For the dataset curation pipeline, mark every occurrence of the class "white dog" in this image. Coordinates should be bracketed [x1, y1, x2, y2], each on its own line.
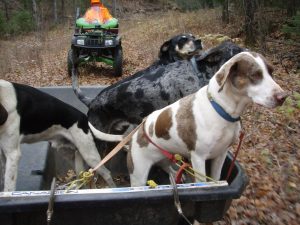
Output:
[0, 80, 116, 192]
[89, 51, 287, 186]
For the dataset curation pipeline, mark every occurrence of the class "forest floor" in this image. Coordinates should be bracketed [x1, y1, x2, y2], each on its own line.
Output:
[0, 4, 299, 225]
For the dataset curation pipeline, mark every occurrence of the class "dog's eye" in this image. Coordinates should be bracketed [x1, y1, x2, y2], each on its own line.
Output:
[180, 37, 188, 42]
[249, 71, 263, 84]
[177, 37, 189, 48]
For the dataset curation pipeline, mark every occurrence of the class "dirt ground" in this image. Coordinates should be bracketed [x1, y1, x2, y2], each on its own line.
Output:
[0, 7, 299, 225]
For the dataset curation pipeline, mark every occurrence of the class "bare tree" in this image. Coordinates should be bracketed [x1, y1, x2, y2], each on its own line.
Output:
[32, 0, 40, 30]
[53, 0, 58, 24]
[222, 0, 229, 24]
[243, 0, 256, 45]
[61, 0, 65, 23]
[256, 0, 267, 53]
[2, 0, 9, 20]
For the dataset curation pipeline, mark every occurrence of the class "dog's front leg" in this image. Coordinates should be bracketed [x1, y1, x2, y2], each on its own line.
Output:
[210, 150, 228, 181]
[3, 147, 21, 192]
[190, 151, 206, 182]
[130, 158, 155, 187]
[74, 150, 87, 175]
[129, 150, 156, 187]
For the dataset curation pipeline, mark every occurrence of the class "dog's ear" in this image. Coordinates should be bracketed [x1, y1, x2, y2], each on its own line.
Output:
[159, 40, 171, 59]
[216, 59, 239, 92]
[197, 50, 222, 63]
[0, 103, 8, 125]
[217, 54, 266, 92]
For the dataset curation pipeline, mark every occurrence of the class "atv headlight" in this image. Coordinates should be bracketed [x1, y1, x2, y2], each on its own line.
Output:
[77, 39, 85, 45]
[105, 39, 114, 46]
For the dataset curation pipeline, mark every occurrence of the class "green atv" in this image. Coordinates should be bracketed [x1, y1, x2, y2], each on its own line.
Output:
[68, 11, 122, 77]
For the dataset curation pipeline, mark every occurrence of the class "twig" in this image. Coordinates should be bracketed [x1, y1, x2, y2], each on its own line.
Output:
[270, 152, 281, 169]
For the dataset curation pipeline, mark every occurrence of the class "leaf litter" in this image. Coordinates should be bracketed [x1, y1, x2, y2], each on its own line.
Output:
[0, 8, 299, 225]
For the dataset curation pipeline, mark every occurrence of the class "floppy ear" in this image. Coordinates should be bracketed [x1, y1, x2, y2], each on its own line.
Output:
[196, 49, 222, 64]
[0, 103, 8, 125]
[216, 60, 239, 92]
[158, 40, 171, 59]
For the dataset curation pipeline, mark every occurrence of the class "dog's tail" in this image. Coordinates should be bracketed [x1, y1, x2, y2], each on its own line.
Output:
[71, 67, 93, 107]
[89, 122, 123, 142]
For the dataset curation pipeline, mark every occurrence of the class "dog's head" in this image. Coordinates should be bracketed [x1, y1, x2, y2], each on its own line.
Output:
[0, 103, 8, 125]
[158, 34, 202, 65]
[215, 52, 288, 108]
[196, 41, 245, 80]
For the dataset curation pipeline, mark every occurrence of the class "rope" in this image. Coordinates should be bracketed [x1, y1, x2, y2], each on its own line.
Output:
[173, 154, 217, 183]
[90, 120, 145, 173]
[65, 120, 146, 190]
[65, 171, 94, 191]
[62, 118, 242, 190]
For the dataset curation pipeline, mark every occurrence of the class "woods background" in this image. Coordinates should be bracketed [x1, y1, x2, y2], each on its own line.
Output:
[0, 0, 299, 44]
[0, 0, 299, 224]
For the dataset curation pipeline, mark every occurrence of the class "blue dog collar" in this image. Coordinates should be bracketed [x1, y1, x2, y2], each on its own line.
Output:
[207, 88, 240, 123]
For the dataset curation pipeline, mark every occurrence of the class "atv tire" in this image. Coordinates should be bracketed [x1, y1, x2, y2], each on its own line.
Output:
[113, 46, 123, 77]
[67, 49, 73, 77]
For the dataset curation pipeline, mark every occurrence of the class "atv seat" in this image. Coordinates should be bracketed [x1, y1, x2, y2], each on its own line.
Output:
[76, 5, 118, 30]
[76, 17, 118, 29]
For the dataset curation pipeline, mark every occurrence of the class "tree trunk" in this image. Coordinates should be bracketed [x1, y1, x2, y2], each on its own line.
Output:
[113, 0, 117, 16]
[243, 0, 256, 45]
[222, 0, 229, 24]
[32, 0, 40, 30]
[3, 0, 9, 20]
[53, 0, 58, 24]
[256, 0, 267, 53]
[205, 0, 214, 8]
[61, 0, 65, 23]
[73, 0, 77, 20]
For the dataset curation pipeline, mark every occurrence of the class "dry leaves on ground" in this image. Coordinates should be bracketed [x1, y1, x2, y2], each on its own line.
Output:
[0, 8, 299, 225]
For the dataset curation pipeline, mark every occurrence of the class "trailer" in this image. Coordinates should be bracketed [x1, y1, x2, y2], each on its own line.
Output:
[0, 86, 248, 225]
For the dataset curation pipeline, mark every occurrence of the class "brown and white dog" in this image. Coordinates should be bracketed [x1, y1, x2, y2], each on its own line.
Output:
[89, 52, 287, 186]
[0, 80, 116, 192]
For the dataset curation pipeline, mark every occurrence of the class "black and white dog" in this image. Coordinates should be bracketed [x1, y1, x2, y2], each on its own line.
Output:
[75, 41, 245, 135]
[72, 33, 203, 106]
[71, 41, 244, 174]
[155, 33, 203, 66]
[88, 52, 287, 187]
[0, 80, 116, 192]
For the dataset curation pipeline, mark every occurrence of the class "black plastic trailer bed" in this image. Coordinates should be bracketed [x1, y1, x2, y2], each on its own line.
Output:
[0, 86, 248, 225]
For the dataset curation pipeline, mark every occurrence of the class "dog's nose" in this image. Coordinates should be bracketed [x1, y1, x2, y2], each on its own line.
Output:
[275, 91, 288, 106]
